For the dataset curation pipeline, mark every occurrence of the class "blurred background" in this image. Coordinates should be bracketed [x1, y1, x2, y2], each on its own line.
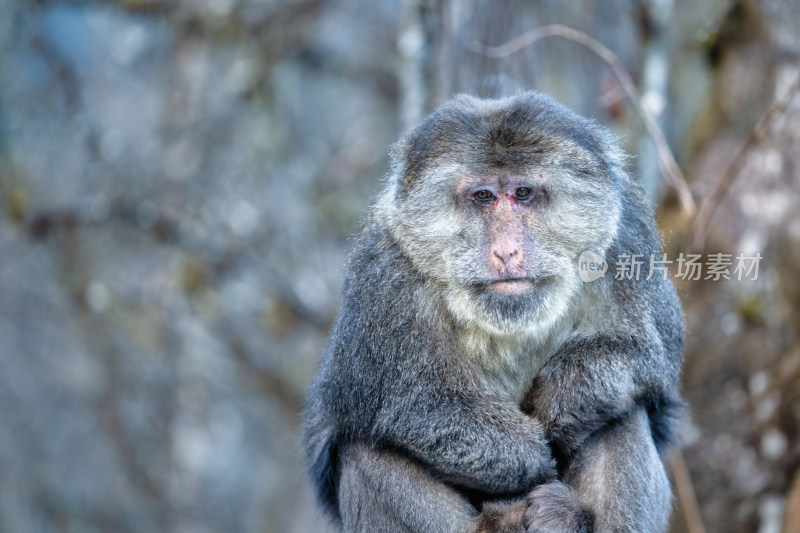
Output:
[0, 0, 799, 532]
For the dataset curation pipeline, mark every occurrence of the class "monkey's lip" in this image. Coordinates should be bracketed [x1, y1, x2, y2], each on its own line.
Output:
[482, 278, 538, 294]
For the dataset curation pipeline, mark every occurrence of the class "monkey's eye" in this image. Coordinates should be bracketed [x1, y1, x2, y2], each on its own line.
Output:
[515, 187, 533, 201]
[473, 190, 496, 203]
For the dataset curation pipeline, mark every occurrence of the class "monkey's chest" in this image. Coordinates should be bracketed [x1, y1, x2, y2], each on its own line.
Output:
[479, 347, 550, 403]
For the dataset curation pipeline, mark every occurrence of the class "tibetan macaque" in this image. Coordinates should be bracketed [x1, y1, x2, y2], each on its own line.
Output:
[303, 92, 684, 532]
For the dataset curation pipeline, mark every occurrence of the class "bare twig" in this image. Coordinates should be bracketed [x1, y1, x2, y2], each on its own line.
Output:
[471, 24, 696, 216]
[21, 200, 330, 329]
[784, 467, 800, 533]
[98, 336, 165, 503]
[669, 449, 707, 533]
[690, 70, 800, 251]
[218, 321, 305, 411]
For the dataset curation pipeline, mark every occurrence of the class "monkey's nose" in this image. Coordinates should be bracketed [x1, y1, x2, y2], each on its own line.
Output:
[491, 248, 521, 268]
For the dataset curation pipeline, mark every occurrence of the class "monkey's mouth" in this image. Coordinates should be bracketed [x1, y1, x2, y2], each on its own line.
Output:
[483, 277, 538, 295]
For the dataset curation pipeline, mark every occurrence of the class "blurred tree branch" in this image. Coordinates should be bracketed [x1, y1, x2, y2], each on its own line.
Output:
[786, 468, 800, 533]
[15, 200, 321, 414]
[471, 24, 697, 216]
[670, 450, 707, 533]
[690, 68, 800, 251]
[217, 320, 305, 411]
[20, 200, 330, 330]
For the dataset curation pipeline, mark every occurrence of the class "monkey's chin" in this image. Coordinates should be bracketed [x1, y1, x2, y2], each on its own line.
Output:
[442, 276, 565, 338]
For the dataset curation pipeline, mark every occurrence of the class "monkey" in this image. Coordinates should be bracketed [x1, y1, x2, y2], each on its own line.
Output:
[302, 91, 684, 532]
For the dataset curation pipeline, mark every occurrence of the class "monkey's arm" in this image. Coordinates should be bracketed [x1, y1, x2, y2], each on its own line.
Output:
[336, 410, 671, 533]
[523, 407, 671, 533]
[338, 442, 529, 533]
[305, 365, 556, 527]
[522, 334, 682, 458]
[306, 360, 555, 520]
[374, 381, 556, 495]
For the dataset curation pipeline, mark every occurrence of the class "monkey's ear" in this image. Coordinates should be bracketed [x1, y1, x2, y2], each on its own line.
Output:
[392, 119, 451, 196]
[388, 132, 426, 195]
[383, 138, 411, 204]
[373, 137, 413, 213]
[388, 137, 411, 175]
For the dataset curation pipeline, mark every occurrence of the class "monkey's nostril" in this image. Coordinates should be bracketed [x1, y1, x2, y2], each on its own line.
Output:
[492, 248, 521, 268]
[493, 249, 519, 265]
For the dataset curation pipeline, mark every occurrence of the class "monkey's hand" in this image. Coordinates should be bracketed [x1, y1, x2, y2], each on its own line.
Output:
[475, 500, 528, 533]
[523, 481, 592, 533]
[473, 483, 592, 533]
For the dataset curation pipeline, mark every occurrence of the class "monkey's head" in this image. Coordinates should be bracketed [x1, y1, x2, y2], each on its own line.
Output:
[376, 92, 626, 337]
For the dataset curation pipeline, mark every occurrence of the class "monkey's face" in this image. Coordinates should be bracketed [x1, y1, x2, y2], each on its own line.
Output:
[380, 93, 624, 336]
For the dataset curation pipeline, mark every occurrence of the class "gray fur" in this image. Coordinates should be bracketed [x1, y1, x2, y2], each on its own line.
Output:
[303, 92, 684, 532]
